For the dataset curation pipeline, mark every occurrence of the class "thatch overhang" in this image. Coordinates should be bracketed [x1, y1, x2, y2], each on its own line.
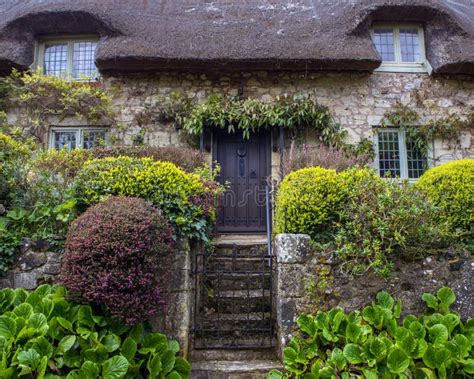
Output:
[0, 0, 472, 74]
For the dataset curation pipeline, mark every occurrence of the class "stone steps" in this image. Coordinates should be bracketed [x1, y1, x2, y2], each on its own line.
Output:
[192, 235, 279, 378]
[191, 360, 282, 379]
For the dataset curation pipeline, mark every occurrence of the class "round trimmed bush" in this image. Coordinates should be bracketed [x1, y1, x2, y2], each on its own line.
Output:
[61, 196, 174, 324]
[74, 156, 218, 239]
[416, 159, 474, 233]
[274, 167, 345, 239]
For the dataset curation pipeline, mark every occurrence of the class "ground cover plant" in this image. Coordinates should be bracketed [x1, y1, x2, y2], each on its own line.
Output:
[269, 287, 473, 378]
[0, 284, 191, 378]
[61, 197, 174, 324]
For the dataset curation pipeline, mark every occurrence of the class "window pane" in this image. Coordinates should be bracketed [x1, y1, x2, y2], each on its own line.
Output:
[378, 130, 401, 178]
[44, 44, 68, 77]
[372, 29, 395, 61]
[53, 131, 77, 150]
[72, 41, 98, 79]
[406, 137, 427, 179]
[83, 130, 106, 149]
[400, 28, 421, 62]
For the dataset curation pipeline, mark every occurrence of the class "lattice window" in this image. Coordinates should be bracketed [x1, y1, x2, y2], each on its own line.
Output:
[37, 38, 98, 79]
[370, 25, 429, 73]
[375, 128, 429, 179]
[406, 137, 428, 179]
[50, 127, 108, 150]
[377, 130, 401, 178]
[44, 44, 68, 77]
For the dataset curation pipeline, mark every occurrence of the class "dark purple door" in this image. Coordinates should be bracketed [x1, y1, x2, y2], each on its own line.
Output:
[213, 131, 271, 233]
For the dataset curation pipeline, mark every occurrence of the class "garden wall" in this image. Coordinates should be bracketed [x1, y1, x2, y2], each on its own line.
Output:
[274, 233, 474, 359]
[0, 239, 195, 358]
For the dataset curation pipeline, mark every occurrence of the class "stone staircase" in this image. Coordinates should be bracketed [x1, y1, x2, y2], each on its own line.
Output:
[191, 235, 281, 378]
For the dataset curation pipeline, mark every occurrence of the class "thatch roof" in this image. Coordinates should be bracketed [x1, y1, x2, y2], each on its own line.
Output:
[0, 0, 473, 74]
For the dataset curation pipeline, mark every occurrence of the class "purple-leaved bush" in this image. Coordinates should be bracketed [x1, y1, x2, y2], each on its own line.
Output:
[61, 196, 174, 324]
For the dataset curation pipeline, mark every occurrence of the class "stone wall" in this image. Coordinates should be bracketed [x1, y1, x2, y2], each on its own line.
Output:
[274, 233, 473, 359]
[0, 241, 61, 290]
[101, 71, 474, 176]
[0, 239, 194, 358]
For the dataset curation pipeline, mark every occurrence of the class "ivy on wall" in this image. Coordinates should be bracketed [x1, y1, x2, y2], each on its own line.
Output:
[380, 102, 473, 154]
[0, 70, 115, 144]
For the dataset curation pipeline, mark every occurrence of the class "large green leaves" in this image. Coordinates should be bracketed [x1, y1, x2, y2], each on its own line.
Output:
[102, 355, 129, 379]
[0, 285, 190, 378]
[276, 288, 472, 379]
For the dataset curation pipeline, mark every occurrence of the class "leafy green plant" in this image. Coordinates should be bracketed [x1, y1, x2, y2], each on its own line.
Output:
[0, 285, 191, 378]
[269, 288, 473, 379]
[0, 70, 114, 145]
[331, 170, 450, 277]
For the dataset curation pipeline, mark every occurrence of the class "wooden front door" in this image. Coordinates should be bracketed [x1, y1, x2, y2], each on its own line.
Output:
[213, 130, 271, 233]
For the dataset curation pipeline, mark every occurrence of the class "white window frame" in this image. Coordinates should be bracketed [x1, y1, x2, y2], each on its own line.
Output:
[49, 126, 109, 150]
[373, 128, 432, 180]
[35, 36, 99, 80]
[370, 24, 432, 74]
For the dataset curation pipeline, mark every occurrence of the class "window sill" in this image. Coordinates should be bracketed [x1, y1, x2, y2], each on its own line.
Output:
[374, 61, 432, 74]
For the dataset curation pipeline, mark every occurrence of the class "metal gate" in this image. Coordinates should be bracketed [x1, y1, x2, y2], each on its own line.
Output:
[192, 243, 274, 349]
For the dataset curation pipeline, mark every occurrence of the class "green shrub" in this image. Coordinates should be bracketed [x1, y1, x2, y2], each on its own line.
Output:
[0, 133, 31, 206]
[333, 172, 449, 277]
[74, 157, 220, 240]
[270, 287, 473, 379]
[416, 159, 474, 236]
[274, 167, 345, 240]
[0, 285, 190, 378]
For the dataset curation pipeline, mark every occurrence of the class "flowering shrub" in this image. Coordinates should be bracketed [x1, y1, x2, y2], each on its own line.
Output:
[74, 157, 222, 240]
[90, 145, 207, 173]
[283, 143, 372, 176]
[416, 159, 474, 238]
[61, 197, 174, 324]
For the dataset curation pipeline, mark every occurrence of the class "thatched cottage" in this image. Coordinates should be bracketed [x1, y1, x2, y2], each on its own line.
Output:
[1, 3, 474, 375]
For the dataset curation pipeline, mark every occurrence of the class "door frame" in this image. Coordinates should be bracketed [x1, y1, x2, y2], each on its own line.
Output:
[212, 129, 272, 234]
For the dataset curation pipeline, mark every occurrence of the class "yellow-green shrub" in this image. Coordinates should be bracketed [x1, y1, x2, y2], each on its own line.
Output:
[274, 167, 345, 239]
[74, 156, 219, 240]
[416, 159, 474, 234]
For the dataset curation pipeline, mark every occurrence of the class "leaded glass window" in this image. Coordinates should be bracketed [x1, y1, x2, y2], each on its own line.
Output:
[37, 38, 98, 79]
[375, 129, 429, 179]
[370, 25, 429, 72]
[50, 127, 108, 150]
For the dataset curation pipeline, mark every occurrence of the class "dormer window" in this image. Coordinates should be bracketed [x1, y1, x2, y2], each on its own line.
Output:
[370, 24, 431, 73]
[36, 37, 98, 79]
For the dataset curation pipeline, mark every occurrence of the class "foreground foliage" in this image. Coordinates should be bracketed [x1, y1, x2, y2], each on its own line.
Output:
[270, 287, 473, 379]
[0, 285, 191, 379]
[61, 197, 174, 324]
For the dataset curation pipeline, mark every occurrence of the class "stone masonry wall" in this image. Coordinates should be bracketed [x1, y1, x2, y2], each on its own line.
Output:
[98, 71, 474, 178]
[0, 239, 194, 358]
[274, 233, 473, 359]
